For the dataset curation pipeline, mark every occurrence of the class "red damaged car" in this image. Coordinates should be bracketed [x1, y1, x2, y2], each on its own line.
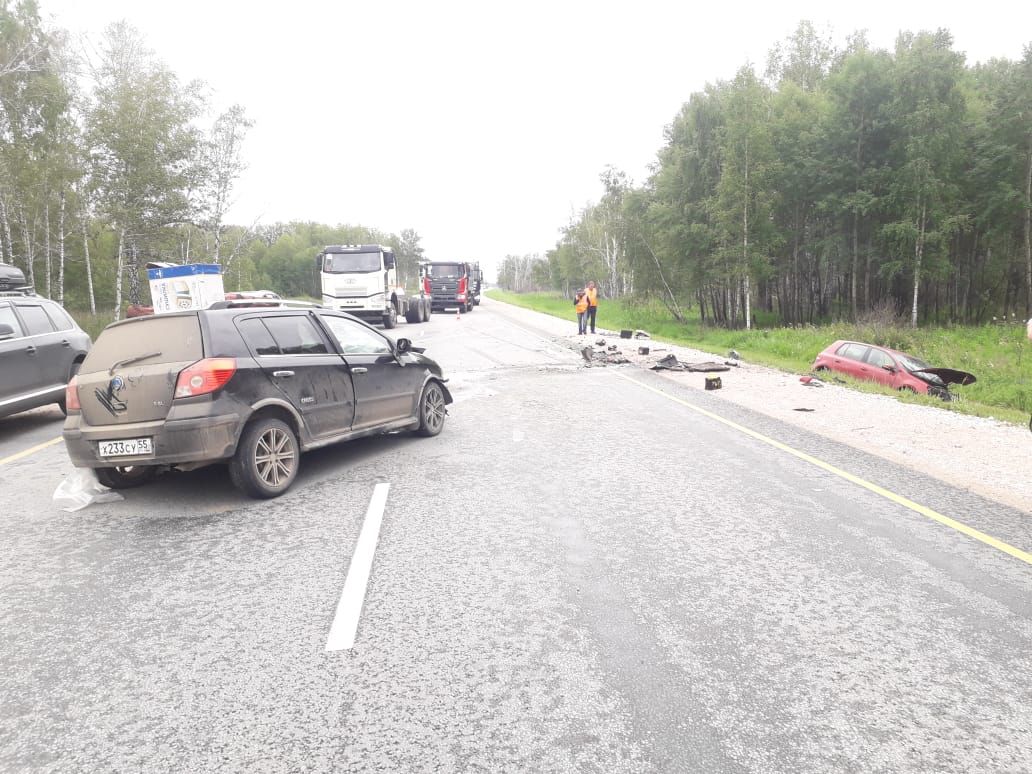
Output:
[812, 340, 976, 401]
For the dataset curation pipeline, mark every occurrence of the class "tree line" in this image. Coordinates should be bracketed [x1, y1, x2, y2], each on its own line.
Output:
[0, 1, 425, 317]
[503, 23, 1032, 329]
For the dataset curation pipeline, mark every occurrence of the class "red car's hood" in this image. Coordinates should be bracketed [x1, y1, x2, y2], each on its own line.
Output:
[912, 367, 977, 386]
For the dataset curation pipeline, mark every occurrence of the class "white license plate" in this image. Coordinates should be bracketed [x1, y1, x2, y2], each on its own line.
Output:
[98, 438, 154, 458]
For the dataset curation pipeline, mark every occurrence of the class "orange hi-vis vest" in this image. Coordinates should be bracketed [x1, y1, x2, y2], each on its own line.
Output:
[586, 287, 598, 307]
[575, 294, 589, 313]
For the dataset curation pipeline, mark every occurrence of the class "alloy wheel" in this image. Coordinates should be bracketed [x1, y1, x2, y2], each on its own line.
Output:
[254, 427, 296, 488]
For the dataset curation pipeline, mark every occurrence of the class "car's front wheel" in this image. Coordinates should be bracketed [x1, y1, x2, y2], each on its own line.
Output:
[230, 417, 299, 498]
[96, 465, 158, 489]
[415, 381, 447, 437]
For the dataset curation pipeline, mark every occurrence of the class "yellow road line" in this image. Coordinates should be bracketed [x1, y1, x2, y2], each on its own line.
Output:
[0, 436, 63, 467]
[616, 372, 1032, 567]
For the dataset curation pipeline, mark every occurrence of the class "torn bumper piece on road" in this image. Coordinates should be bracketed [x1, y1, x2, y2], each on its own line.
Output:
[650, 354, 731, 373]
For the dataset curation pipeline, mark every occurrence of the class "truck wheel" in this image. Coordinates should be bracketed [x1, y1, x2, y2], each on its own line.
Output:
[466, 300, 474, 313]
[405, 305, 420, 324]
[96, 465, 158, 489]
[421, 300, 430, 322]
[229, 417, 299, 498]
[383, 304, 398, 329]
[415, 381, 447, 437]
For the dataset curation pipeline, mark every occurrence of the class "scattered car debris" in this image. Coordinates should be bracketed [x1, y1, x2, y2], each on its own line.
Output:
[651, 354, 685, 371]
[596, 338, 606, 346]
[634, 330, 651, 339]
[793, 408, 815, 412]
[705, 376, 722, 390]
[686, 362, 731, 372]
[53, 468, 124, 512]
[620, 329, 633, 339]
[728, 349, 741, 361]
[650, 354, 731, 373]
[800, 375, 825, 387]
[724, 360, 739, 367]
[580, 346, 629, 366]
[638, 346, 650, 355]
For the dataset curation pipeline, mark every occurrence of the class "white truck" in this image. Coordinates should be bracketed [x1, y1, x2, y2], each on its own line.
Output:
[316, 244, 431, 328]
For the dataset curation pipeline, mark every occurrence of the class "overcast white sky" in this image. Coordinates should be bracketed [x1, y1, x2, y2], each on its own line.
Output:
[42, 1, 1032, 278]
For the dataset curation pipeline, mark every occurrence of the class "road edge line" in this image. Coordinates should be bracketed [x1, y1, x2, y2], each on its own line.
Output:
[615, 372, 1032, 567]
[0, 436, 63, 467]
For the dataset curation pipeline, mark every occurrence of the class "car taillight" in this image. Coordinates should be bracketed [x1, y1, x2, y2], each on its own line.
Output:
[423, 277, 432, 296]
[174, 358, 237, 399]
[65, 376, 80, 411]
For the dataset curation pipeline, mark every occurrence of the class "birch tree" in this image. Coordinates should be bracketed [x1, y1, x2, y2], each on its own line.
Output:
[86, 22, 204, 316]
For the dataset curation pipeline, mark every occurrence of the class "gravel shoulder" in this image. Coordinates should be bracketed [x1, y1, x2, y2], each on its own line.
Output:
[486, 297, 1032, 516]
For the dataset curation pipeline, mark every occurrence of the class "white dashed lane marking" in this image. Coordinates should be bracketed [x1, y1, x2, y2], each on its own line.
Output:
[325, 482, 391, 651]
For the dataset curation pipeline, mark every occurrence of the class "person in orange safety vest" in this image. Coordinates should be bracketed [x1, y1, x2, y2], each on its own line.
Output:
[574, 290, 589, 334]
[584, 281, 599, 334]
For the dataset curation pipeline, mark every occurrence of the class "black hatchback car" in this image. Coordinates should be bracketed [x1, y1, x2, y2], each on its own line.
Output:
[1, 283, 92, 419]
[62, 303, 452, 498]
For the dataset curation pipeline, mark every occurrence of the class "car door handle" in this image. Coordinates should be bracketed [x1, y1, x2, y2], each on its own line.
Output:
[351, 367, 368, 375]
[25, 345, 36, 355]
[273, 370, 295, 378]
[61, 339, 71, 347]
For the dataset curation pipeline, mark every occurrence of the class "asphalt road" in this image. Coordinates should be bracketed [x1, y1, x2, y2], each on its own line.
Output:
[2, 299, 1031, 773]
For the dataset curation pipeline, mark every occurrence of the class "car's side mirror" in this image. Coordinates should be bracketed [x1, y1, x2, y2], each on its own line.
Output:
[395, 337, 411, 354]
[0, 323, 15, 341]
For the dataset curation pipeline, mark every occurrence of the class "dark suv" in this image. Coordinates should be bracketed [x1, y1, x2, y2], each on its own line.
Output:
[62, 303, 452, 498]
[0, 286, 92, 419]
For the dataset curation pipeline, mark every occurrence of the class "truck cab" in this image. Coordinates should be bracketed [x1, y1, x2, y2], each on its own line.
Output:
[317, 244, 430, 328]
[422, 261, 478, 313]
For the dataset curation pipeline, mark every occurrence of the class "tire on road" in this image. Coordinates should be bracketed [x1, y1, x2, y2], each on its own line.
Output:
[405, 304, 421, 324]
[383, 303, 398, 329]
[96, 465, 158, 489]
[229, 417, 299, 498]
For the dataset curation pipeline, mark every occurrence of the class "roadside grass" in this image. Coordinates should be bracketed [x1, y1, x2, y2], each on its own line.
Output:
[487, 289, 1032, 426]
[73, 310, 118, 340]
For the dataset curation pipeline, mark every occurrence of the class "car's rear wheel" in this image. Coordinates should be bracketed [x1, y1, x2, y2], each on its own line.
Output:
[415, 381, 446, 437]
[96, 465, 158, 489]
[230, 417, 299, 498]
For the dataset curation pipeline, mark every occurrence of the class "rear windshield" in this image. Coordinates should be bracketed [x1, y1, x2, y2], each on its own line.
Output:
[83, 315, 203, 373]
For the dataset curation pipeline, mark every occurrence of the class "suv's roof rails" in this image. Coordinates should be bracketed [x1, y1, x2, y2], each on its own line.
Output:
[207, 299, 324, 310]
[0, 288, 36, 297]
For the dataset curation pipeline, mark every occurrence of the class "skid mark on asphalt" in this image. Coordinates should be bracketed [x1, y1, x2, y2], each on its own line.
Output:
[616, 372, 1032, 568]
